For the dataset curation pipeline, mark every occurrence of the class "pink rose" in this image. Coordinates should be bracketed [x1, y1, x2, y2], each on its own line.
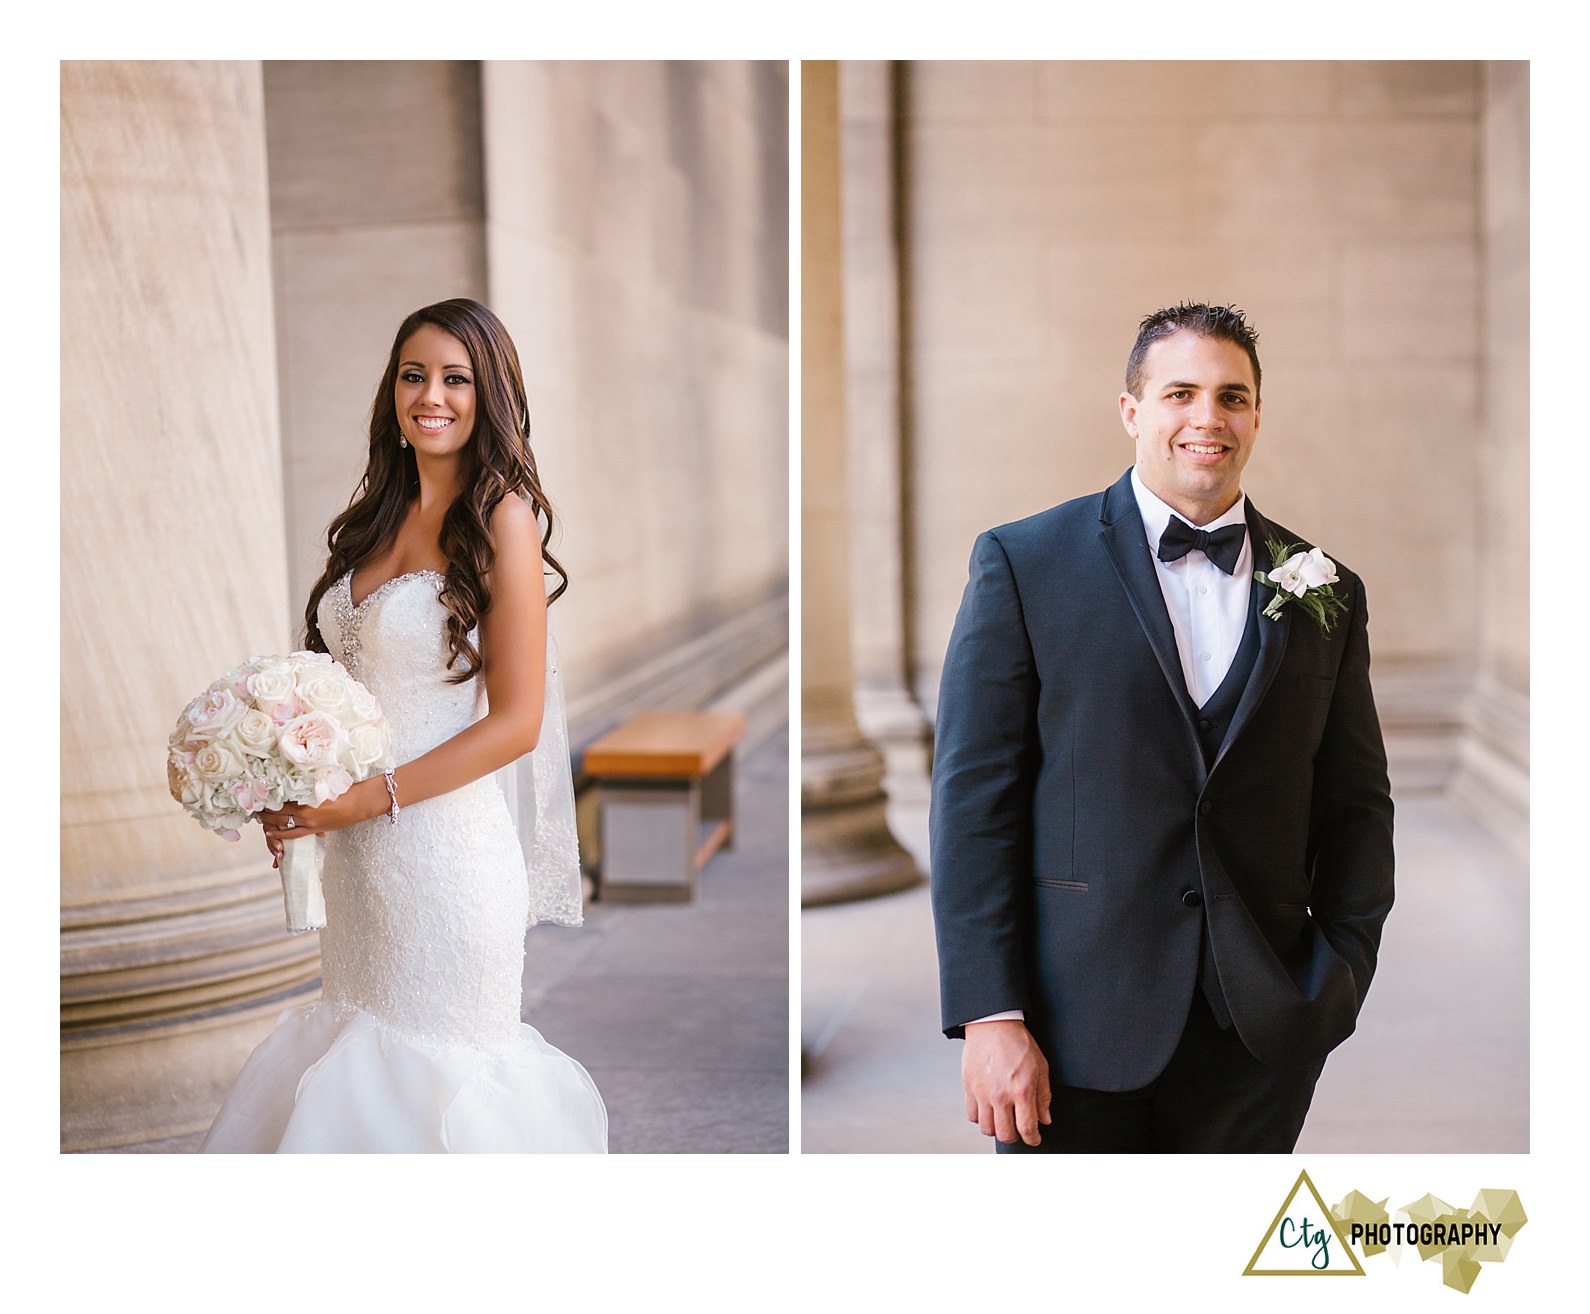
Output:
[278, 713, 339, 769]
[268, 699, 304, 725]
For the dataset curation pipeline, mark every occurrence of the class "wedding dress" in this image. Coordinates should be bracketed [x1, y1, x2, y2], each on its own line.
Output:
[201, 569, 608, 1153]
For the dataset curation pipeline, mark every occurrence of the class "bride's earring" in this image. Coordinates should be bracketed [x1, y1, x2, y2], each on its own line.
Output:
[399, 428, 408, 450]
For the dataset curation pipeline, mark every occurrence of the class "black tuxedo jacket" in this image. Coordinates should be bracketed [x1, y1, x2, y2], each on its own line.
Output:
[930, 469, 1394, 1090]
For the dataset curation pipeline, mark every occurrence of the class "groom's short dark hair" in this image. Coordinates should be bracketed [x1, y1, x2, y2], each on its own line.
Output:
[1125, 302, 1262, 401]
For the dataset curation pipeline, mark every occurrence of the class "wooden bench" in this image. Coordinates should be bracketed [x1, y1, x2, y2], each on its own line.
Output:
[582, 710, 749, 903]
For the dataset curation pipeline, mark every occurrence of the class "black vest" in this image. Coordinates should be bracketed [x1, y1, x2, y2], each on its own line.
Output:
[1192, 583, 1263, 1027]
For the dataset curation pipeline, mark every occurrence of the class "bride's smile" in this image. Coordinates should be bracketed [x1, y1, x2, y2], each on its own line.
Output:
[395, 322, 477, 456]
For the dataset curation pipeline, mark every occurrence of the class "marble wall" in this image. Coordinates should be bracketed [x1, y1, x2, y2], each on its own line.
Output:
[479, 62, 789, 719]
[264, 61, 489, 647]
[264, 60, 788, 734]
[881, 61, 1523, 812]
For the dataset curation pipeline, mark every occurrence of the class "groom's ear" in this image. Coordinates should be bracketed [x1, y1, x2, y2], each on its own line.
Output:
[1119, 390, 1140, 439]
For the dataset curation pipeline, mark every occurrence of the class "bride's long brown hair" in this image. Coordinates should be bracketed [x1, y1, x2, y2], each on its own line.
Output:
[302, 298, 568, 682]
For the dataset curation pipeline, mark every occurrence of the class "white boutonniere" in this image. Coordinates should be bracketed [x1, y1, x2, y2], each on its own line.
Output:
[1256, 539, 1347, 635]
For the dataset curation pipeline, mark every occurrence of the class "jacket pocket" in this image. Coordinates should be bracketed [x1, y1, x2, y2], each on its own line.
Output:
[1035, 877, 1088, 891]
[1297, 673, 1335, 699]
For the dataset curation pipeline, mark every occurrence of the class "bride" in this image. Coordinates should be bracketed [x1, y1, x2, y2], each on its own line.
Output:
[201, 299, 608, 1153]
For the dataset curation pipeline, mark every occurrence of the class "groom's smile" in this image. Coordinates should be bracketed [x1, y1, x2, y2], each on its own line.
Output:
[1119, 330, 1260, 526]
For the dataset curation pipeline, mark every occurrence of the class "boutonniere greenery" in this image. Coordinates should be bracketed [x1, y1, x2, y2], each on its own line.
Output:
[1256, 539, 1347, 635]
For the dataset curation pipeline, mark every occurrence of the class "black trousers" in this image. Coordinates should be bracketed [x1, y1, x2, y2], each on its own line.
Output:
[996, 991, 1325, 1154]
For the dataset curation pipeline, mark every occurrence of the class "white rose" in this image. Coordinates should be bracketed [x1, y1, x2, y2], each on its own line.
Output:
[345, 723, 387, 770]
[297, 670, 348, 716]
[234, 709, 277, 756]
[289, 649, 336, 666]
[279, 713, 339, 769]
[346, 682, 381, 724]
[185, 688, 247, 741]
[193, 739, 246, 783]
[247, 664, 297, 711]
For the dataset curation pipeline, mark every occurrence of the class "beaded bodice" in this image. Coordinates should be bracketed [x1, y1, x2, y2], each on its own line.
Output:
[321, 570, 484, 761]
[312, 570, 528, 1048]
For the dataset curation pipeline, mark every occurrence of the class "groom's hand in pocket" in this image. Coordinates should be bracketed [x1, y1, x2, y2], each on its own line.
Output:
[962, 1019, 1052, 1146]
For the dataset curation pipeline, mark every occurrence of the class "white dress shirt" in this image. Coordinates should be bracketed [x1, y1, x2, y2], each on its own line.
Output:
[1129, 467, 1252, 708]
[964, 470, 1252, 1029]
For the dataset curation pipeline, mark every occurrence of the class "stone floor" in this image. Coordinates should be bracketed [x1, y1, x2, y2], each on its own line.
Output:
[140, 725, 789, 1155]
[800, 791, 1527, 1154]
[523, 727, 789, 1153]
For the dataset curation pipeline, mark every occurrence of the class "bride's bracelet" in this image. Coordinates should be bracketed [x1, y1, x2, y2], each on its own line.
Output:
[382, 768, 400, 825]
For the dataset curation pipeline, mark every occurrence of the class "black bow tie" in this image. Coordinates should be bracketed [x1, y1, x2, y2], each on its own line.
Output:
[1157, 518, 1246, 575]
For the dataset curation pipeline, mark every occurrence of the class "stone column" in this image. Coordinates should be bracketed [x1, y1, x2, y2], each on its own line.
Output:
[61, 61, 314, 1150]
[1453, 60, 1529, 855]
[840, 61, 933, 799]
[801, 61, 922, 906]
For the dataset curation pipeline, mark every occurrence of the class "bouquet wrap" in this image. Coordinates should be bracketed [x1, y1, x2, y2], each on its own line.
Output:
[278, 835, 328, 934]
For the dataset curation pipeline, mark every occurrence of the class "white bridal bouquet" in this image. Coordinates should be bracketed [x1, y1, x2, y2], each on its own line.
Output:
[166, 652, 393, 933]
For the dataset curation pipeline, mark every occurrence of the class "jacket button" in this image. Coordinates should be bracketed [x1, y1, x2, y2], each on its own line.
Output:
[1181, 889, 1203, 908]
[1198, 800, 1212, 816]
[1198, 718, 1212, 732]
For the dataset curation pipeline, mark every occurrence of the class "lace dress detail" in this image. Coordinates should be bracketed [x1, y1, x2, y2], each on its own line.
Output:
[200, 571, 606, 1153]
[524, 641, 584, 927]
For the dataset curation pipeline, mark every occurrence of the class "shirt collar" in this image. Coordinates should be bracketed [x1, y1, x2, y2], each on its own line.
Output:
[1130, 466, 1248, 554]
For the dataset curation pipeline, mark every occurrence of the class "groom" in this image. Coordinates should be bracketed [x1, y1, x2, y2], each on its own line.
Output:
[929, 302, 1394, 1153]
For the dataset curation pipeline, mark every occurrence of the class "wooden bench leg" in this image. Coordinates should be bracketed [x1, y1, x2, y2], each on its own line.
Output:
[598, 780, 699, 903]
[593, 746, 742, 902]
[700, 750, 736, 853]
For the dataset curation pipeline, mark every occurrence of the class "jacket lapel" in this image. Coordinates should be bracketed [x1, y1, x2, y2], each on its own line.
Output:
[1215, 499, 1291, 766]
[1097, 471, 1198, 726]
